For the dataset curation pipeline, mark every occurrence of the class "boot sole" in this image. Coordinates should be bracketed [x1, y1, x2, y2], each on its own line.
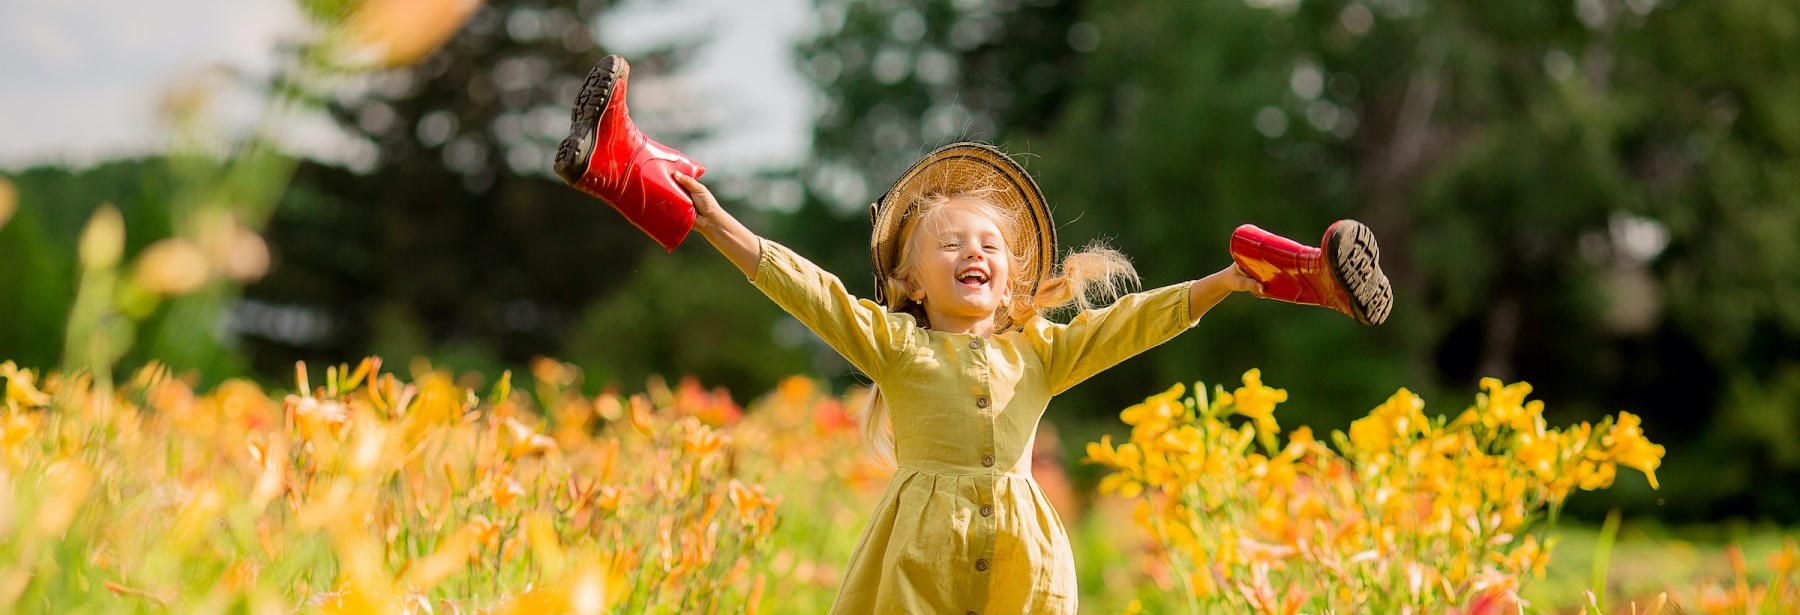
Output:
[1325, 220, 1393, 326]
[554, 55, 625, 186]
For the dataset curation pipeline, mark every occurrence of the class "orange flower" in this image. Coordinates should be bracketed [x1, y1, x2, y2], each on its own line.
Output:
[337, 0, 485, 68]
[628, 395, 656, 436]
[682, 423, 728, 456]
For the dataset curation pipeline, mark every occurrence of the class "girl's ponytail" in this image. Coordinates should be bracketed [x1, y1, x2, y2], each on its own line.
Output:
[1010, 241, 1140, 325]
[858, 386, 896, 468]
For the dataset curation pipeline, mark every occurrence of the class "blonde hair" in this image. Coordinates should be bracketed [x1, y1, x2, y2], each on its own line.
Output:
[858, 191, 1139, 466]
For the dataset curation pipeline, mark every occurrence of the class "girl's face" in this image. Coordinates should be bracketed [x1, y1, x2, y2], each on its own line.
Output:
[907, 203, 1013, 333]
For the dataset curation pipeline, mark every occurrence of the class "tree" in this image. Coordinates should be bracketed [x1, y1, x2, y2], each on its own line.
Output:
[254, 0, 713, 378]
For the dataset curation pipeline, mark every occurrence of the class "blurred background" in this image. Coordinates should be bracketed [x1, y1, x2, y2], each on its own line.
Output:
[2, 0, 1797, 527]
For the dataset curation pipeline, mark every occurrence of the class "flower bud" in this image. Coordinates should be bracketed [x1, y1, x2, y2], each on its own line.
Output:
[135, 238, 210, 295]
[0, 177, 16, 231]
[78, 204, 124, 270]
[339, 0, 485, 68]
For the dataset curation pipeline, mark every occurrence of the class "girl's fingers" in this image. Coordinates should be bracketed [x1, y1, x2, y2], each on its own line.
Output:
[1223, 264, 1263, 293]
[673, 173, 719, 211]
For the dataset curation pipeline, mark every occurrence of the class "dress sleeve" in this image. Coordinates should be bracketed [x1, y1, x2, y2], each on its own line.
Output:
[748, 237, 915, 380]
[1024, 281, 1198, 396]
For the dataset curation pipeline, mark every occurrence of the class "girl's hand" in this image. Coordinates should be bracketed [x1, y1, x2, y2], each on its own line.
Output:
[673, 173, 723, 229]
[1208, 263, 1264, 295]
[672, 172, 762, 278]
[1185, 263, 1263, 325]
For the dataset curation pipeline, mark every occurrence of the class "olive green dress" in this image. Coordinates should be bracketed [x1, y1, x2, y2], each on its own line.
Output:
[749, 238, 1199, 614]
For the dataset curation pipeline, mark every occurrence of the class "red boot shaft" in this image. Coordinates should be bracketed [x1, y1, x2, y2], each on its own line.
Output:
[556, 56, 706, 252]
[1230, 221, 1392, 325]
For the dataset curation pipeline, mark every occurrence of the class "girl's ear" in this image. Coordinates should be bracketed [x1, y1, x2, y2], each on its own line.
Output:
[887, 276, 924, 304]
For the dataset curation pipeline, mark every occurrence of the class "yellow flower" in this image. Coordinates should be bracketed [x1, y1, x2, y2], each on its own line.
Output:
[3, 362, 52, 408]
[494, 475, 525, 509]
[288, 394, 348, 441]
[682, 423, 728, 457]
[1156, 425, 1203, 455]
[1492, 535, 1555, 579]
[505, 416, 559, 458]
[402, 522, 482, 591]
[566, 557, 628, 615]
[1577, 459, 1616, 491]
[1231, 370, 1287, 450]
[1349, 388, 1427, 457]
[1099, 473, 1144, 499]
[1121, 383, 1185, 432]
[1513, 429, 1560, 482]
[1602, 412, 1663, 489]
[1085, 434, 1120, 467]
[1348, 413, 1394, 457]
[593, 485, 624, 512]
[1478, 378, 1541, 432]
[2, 409, 39, 468]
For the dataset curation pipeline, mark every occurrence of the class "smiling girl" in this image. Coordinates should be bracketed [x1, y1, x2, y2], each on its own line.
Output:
[558, 55, 1392, 614]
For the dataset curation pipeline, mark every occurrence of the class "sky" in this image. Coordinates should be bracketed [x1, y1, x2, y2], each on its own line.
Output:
[0, 0, 815, 174]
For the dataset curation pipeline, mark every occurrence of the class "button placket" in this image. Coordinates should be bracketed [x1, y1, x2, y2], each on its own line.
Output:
[968, 337, 997, 474]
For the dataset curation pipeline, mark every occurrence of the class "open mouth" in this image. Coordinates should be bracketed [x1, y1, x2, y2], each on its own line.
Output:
[957, 269, 989, 290]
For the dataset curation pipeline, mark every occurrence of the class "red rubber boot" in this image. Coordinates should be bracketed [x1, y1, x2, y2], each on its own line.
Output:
[1230, 220, 1393, 325]
[555, 55, 707, 252]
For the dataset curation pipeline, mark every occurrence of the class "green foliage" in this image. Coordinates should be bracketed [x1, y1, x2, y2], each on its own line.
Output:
[566, 249, 815, 400]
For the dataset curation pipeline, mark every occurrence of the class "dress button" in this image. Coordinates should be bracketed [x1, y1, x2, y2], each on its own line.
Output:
[975, 558, 990, 571]
[975, 395, 990, 408]
[968, 339, 980, 350]
[981, 454, 995, 467]
[980, 504, 993, 517]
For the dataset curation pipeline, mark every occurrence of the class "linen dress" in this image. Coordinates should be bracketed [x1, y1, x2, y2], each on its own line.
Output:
[748, 238, 1199, 614]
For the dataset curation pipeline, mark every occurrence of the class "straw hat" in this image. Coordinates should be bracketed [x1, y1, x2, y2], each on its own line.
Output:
[868, 143, 1056, 325]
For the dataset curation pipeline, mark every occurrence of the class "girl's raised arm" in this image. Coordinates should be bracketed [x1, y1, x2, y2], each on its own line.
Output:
[1189, 264, 1262, 324]
[673, 172, 913, 381]
[1029, 265, 1260, 396]
[675, 173, 761, 279]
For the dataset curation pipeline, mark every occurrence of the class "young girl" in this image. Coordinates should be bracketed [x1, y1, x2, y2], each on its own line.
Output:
[559, 55, 1391, 614]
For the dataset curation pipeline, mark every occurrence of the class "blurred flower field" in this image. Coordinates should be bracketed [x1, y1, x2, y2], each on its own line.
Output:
[0, 358, 1794, 613]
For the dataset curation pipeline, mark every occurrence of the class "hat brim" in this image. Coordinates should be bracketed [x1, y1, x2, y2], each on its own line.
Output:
[868, 143, 1056, 324]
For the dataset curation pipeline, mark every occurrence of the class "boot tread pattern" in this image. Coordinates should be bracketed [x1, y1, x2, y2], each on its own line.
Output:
[1328, 221, 1393, 326]
[554, 56, 623, 185]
